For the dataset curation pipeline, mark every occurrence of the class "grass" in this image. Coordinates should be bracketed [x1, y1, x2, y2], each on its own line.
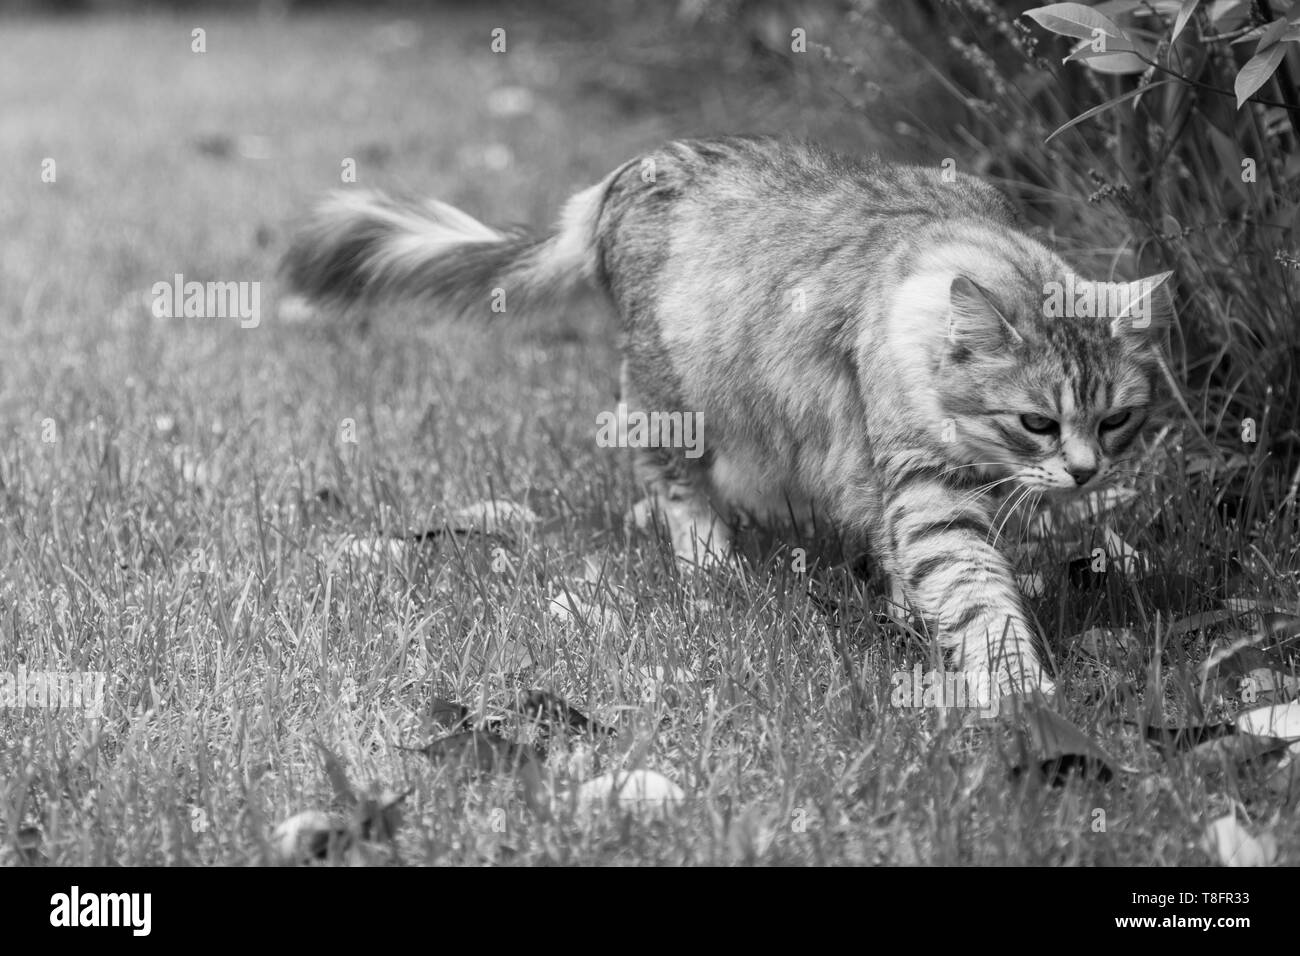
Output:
[0, 3, 1297, 867]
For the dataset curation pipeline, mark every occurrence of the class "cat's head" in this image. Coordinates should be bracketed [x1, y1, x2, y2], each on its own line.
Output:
[936, 270, 1174, 494]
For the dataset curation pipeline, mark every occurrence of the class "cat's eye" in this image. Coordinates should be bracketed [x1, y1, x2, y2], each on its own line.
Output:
[1019, 413, 1058, 435]
[1099, 410, 1132, 430]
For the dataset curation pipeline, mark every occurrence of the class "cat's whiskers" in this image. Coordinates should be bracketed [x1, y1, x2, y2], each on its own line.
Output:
[990, 483, 1039, 545]
[924, 476, 1022, 538]
[985, 484, 1025, 544]
[951, 475, 1021, 513]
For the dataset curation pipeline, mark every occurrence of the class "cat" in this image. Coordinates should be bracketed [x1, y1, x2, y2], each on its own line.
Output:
[281, 135, 1174, 698]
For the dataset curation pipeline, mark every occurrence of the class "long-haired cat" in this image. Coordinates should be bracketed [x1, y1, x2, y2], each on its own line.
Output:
[282, 136, 1174, 698]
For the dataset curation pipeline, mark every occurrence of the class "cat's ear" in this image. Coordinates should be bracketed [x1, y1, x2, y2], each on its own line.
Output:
[1110, 271, 1174, 338]
[946, 275, 1022, 356]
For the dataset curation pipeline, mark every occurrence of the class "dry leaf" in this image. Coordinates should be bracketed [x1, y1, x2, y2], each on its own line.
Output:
[1010, 701, 1120, 784]
[271, 810, 349, 863]
[1236, 700, 1300, 740]
[1201, 814, 1278, 867]
[576, 769, 685, 818]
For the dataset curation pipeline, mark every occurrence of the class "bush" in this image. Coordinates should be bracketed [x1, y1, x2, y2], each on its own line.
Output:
[815, 0, 1300, 506]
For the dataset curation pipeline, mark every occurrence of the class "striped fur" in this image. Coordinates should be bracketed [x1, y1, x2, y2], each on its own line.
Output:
[281, 136, 1176, 696]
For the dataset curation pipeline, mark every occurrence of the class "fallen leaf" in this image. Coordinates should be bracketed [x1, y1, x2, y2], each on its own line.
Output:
[1010, 701, 1119, 785]
[1201, 814, 1278, 867]
[1235, 700, 1300, 740]
[1184, 733, 1292, 776]
[576, 769, 685, 818]
[1154, 702, 1300, 774]
[271, 810, 350, 863]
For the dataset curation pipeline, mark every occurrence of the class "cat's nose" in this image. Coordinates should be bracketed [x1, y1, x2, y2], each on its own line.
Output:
[1067, 465, 1097, 486]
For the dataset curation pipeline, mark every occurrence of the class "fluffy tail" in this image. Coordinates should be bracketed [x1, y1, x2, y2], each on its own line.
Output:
[280, 177, 612, 316]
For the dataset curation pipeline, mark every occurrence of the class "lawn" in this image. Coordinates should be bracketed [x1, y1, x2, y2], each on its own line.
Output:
[0, 3, 1296, 866]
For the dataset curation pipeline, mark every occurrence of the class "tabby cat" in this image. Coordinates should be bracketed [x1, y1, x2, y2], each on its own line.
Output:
[282, 136, 1174, 697]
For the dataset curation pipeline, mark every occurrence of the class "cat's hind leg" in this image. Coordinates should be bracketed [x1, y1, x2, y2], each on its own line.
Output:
[631, 458, 732, 567]
[619, 363, 731, 567]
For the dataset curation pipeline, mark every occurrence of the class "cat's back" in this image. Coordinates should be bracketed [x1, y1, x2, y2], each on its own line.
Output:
[597, 137, 1020, 310]
[606, 136, 1017, 230]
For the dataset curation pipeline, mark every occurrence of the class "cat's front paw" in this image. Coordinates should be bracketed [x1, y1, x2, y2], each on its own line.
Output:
[671, 529, 732, 569]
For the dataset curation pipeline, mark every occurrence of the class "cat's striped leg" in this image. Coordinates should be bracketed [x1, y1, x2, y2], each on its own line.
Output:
[878, 467, 1054, 698]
